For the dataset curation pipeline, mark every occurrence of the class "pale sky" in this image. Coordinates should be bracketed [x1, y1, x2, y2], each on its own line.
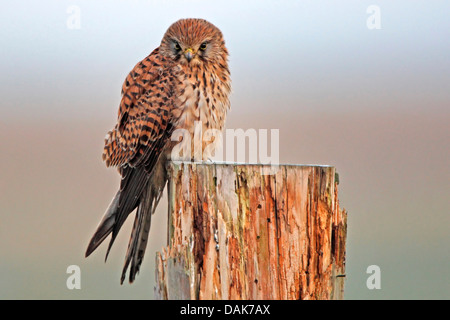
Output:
[1, 1, 449, 120]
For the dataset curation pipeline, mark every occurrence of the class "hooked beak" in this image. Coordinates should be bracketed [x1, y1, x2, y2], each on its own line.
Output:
[184, 48, 195, 62]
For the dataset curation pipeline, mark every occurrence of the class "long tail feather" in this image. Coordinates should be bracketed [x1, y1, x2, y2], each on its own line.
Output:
[85, 166, 148, 260]
[85, 191, 120, 258]
[120, 183, 152, 284]
[121, 162, 167, 284]
[105, 169, 150, 261]
[86, 159, 167, 284]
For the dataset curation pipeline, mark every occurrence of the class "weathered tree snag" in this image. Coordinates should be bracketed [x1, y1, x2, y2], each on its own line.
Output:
[154, 162, 347, 300]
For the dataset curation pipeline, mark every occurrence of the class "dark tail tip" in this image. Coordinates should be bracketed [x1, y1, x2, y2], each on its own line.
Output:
[85, 238, 99, 258]
[85, 191, 121, 259]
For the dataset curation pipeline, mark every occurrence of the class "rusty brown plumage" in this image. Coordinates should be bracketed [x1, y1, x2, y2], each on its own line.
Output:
[86, 18, 231, 284]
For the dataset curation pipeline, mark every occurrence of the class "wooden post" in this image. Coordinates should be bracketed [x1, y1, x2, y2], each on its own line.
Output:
[154, 162, 347, 300]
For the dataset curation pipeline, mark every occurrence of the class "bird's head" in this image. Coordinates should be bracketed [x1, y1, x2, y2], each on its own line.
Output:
[160, 18, 228, 67]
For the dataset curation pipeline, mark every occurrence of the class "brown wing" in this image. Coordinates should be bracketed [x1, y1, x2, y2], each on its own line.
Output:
[102, 47, 176, 170]
[104, 48, 179, 256]
[86, 48, 178, 262]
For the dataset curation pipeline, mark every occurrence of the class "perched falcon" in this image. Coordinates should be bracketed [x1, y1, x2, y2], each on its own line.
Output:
[85, 18, 231, 284]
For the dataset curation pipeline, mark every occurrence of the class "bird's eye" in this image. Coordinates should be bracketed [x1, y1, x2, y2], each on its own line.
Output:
[174, 41, 181, 51]
[199, 42, 208, 51]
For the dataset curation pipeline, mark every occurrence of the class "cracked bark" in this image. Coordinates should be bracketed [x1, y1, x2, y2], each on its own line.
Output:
[154, 162, 347, 300]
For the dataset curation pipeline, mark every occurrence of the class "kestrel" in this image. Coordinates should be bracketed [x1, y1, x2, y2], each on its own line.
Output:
[85, 18, 231, 284]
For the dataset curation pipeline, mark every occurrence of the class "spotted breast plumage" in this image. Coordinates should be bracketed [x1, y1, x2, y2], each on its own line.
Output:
[85, 18, 231, 284]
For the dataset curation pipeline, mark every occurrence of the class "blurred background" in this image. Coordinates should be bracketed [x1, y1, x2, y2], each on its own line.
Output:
[0, 0, 449, 299]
